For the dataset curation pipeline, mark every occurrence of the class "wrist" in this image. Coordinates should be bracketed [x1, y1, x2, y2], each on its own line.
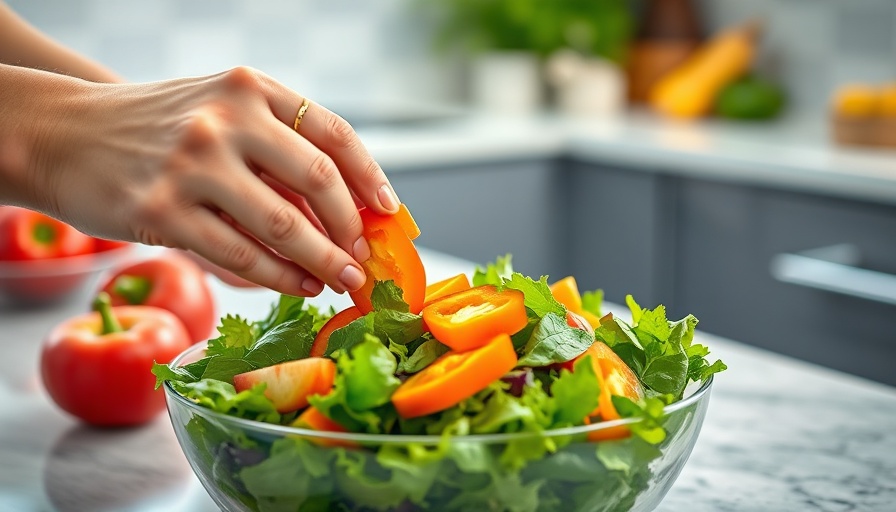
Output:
[0, 64, 86, 212]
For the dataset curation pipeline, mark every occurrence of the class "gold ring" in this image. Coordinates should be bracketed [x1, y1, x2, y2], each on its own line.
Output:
[293, 98, 310, 132]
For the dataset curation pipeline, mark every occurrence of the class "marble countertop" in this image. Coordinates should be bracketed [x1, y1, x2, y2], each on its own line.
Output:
[358, 112, 896, 206]
[1, 248, 894, 511]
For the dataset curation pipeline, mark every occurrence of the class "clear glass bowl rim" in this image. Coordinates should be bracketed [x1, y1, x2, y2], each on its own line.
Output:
[164, 340, 713, 445]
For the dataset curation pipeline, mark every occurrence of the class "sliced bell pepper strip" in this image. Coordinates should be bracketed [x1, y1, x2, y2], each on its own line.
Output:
[311, 306, 363, 357]
[421, 285, 527, 352]
[290, 406, 355, 447]
[423, 273, 471, 306]
[394, 203, 420, 240]
[349, 205, 426, 314]
[550, 275, 601, 329]
[578, 341, 644, 441]
[391, 333, 517, 418]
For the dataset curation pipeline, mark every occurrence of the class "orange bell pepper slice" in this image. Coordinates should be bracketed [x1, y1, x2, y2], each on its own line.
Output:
[394, 203, 420, 240]
[349, 205, 426, 315]
[310, 306, 363, 357]
[579, 341, 644, 441]
[421, 285, 528, 352]
[391, 333, 518, 418]
[291, 406, 354, 447]
[423, 273, 471, 306]
[550, 276, 601, 329]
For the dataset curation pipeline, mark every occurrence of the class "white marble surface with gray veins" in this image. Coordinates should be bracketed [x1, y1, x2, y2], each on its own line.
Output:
[656, 334, 896, 512]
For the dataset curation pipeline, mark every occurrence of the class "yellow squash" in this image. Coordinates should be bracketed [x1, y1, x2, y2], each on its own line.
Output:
[649, 20, 761, 119]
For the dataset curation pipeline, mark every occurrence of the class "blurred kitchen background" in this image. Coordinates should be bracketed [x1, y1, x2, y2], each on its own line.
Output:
[6, 0, 896, 385]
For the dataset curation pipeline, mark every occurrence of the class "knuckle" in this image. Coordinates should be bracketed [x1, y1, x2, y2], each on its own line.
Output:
[305, 153, 339, 191]
[221, 239, 259, 274]
[221, 66, 264, 94]
[266, 204, 301, 244]
[325, 114, 356, 150]
[317, 245, 340, 272]
[344, 211, 364, 237]
[359, 158, 382, 183]
[179, 110, 223, 154]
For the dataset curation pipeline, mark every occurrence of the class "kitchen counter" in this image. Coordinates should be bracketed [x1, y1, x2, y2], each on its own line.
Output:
[360, 112, 896, 207]
[1, 247, 895, 511]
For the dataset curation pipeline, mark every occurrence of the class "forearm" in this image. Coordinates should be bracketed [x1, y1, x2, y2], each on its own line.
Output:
[0, 63, 84, 210]
[0, 2, 122, 83]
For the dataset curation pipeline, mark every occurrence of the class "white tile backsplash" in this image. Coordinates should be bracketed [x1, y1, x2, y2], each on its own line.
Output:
[5, 0, 894, 114]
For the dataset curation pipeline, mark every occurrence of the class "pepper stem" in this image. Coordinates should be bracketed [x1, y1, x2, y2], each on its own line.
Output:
[93, 292, 123, 334]
[113, 275, 152, 305]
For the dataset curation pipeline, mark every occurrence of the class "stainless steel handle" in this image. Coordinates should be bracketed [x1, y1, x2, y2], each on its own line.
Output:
[770, 244, 896, 306]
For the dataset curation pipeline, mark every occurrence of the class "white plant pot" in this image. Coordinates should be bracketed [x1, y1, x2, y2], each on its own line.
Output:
[469, 51, 542, 114]
[547, 51, 626, 117]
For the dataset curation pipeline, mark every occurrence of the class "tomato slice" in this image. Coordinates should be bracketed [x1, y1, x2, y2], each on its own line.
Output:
[349, 205, 426, 315]
[423, 273, 471, 306]
[233, 358, 336, 413]
[311, 306, 363, 357]
[421, 285, 528, 352]
[391, 333, 518, 418]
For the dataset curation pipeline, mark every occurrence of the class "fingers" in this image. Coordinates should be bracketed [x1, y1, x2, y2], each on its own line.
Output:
[248, 71, 401, 214]
[243, 121, 368, 263]
[200, 168, 367, 295]
[166, 207, 324, 297]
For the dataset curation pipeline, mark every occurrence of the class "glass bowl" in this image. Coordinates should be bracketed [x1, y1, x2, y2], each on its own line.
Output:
[0, 244, 135, 305]
[164, 342, 713, 512]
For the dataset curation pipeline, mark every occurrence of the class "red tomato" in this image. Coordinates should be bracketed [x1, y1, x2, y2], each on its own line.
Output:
[99, 253, 216, 343]
[349, 205, 426, 314]
[92, 237, 132, 253]
[0, 207, 94, 260]
[40, 294, 191, 426]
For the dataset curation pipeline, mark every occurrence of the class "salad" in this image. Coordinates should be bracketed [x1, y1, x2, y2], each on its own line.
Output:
[153, 206, 726, 512]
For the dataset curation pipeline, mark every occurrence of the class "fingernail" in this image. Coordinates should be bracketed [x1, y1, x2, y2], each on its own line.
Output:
[377, 184, 400, 213]
[352, 236, 370, 263]
[301, 277, 324, 296]
[339, 265, 366, 292]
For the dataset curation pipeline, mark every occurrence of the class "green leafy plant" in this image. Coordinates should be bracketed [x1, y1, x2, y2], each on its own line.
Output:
[421, 0, 635, 63]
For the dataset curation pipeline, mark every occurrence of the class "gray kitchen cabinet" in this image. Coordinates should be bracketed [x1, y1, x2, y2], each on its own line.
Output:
[387, 160, 567, 281]
[565, 161, 677, 310]
[675, 178, 896, 385]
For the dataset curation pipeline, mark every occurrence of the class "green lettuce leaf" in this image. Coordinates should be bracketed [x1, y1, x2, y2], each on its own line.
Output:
[472, 254, 513, 287]
[516, 313, 594, 367]
[169, 379, 280, 423]
[503, 273, 565, 319]
[581, 289, 604, 318]
[309, 334, 401, 433]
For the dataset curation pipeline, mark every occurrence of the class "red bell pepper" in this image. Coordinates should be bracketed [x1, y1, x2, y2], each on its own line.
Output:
[310, 305, 363, 357]
[40, 292, 191, 426]
[421, 285, 528, 352]
[0, 207, 94, 260]
[99, 253, 216, 343]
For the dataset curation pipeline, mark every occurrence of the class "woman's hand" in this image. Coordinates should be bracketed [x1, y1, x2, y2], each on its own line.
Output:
[1, 64, 400, 297]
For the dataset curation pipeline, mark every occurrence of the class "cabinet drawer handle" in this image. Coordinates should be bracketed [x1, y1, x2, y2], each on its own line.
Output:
[770, 244, 896, 306]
